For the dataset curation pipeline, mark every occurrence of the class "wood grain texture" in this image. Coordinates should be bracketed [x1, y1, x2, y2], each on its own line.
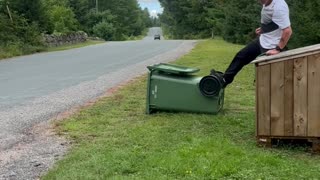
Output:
[271, 62, 285, 136]
[293, 57, 308, 136]
[257, 65, 271, 136]
[284, 60, 294, 136]
[307, 54, 320, 137]
[253, 44, 320, 64]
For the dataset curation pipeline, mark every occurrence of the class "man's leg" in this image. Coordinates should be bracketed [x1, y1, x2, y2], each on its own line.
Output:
[223, 39, 262, 86]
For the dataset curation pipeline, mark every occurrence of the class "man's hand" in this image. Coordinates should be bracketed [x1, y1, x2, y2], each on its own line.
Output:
[266, 26, 292, 56]
[266, 49, 280, 56]
[255, 27, 262, 36]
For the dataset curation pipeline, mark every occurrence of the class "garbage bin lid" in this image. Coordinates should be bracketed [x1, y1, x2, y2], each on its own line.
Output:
[147, 63, 200, 75]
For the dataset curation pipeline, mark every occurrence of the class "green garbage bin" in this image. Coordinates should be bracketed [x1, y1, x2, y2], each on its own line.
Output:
[146, 63, 224, 114]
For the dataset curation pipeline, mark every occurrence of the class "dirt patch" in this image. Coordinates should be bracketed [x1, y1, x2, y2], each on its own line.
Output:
[0, 78, 138, 180]
[53, 78, 136, 122]
[0, 121, 69, 180]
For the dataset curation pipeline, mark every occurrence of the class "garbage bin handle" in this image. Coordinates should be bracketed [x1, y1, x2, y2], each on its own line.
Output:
[217, 91, 224, 113]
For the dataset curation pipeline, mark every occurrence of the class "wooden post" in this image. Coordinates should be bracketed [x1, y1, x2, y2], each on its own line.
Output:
[96, 0, 99, 13]
[211, 28, 214, 39]
[257, 64, 271, 136]
[307, 54, 320, 137]
[293, 57, 308, 136]
[6, 4, 13, 23]
[271, 62, 285, 136]
[284, 60, 294, 136]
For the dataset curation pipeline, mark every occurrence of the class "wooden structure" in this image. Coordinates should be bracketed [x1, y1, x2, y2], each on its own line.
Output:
[252, 44, 320, 151]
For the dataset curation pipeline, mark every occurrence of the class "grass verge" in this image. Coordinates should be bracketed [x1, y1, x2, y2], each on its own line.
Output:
[44, 39, 320, 179]
[0, 40, 105, 60]
[127, 28, 149, 41]
[45, 40, 105, 52]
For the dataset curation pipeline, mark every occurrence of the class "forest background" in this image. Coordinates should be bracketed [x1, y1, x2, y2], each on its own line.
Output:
[0, 0, 319, 56]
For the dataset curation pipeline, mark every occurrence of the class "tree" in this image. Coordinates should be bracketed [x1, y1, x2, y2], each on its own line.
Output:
[93, 20, 115, 40]
[42, 0, 79, 33]
[68, 0, 90, 29]
[286, 0, 320, 48]
[159, 0, 215, 39]
[142, 8, 152, 28]
[49, 5, 78, 33]
[222, 0, 260, 44]
[159, 0, 319, 48]
[84, 9, 115, 36]
[205, 0, 225, 38]
[9, 0, 52, 32]
[151, 17, 161, 27]
[95, 0, 149, 39]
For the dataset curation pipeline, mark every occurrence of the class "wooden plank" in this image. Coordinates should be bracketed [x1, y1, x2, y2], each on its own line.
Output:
[293, 57, 308, 136]
[257, 64, 271, 136]
[308, 54, 320, 137]
[255, 65, 259, 136]
[270, 62, 285, 136]
[257, 51, 320, 66]
[284, 60, 294, 136]
[257, 136, 320, 153]
[252, 44, 320, 64]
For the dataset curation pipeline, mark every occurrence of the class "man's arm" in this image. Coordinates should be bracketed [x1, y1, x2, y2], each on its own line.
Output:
[278, 26, 292, 49]
[256, 27, 262, 36]
[266, 26, 292, 55]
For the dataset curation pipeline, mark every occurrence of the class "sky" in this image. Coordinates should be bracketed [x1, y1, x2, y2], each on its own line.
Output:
[138, 0, 163, 17]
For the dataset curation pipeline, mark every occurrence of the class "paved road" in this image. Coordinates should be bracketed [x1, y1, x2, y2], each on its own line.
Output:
[0, 27, 166, 111]
[0, 27, 197, 179]
[143, 27, 163, 40]
[0, 27, 196, 147]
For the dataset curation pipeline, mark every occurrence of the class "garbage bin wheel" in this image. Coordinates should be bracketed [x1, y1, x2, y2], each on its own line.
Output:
[199, 75, 223, 97]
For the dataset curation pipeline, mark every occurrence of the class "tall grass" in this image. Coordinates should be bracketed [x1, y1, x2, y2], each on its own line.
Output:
[0, 40, 104, 60]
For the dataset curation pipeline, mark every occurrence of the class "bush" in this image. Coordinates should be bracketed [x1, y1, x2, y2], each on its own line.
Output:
[0, 12, 45, 59]
[93, 21, 115, 41]
[0, 42, 23, 58]
[0, 14, 18, 45]
[49, 5, 79, 33]
[83, 10, 114, 35]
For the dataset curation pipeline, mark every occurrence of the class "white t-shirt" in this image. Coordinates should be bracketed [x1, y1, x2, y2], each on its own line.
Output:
[259, 0, 291, 49]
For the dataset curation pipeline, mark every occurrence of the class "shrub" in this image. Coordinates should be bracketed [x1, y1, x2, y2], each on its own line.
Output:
[93, 21, 116, 41]
[49, 5, 79, 33]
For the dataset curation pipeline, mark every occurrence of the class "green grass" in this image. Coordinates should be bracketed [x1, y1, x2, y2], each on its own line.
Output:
[44, 39, 320, 179]
[0, 40, 105, 60]
[127, 29, 149, 41]
[46, 40, 105, 52]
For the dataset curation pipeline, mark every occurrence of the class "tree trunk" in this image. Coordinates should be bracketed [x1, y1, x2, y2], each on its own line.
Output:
[6, 5, 13, 23]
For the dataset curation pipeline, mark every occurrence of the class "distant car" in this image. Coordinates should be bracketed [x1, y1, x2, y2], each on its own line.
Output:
[154, 34, 161, 40]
